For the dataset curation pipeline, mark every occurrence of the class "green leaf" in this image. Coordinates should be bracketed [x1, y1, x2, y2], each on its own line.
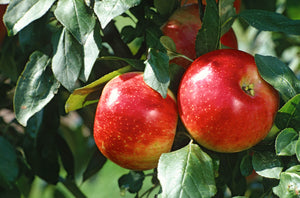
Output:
[143, 48, 170, 98]
[14, 51, 60, 126]
[275, 94, 300, 131]
[240, 154, 253, 177]
[98, 56, 145, 71]
[273, 171, 300, 198]
[275, 128, 299, 156]
[82, 150, 107, 182]
[3, 0, 56, 36]
[94, 0, 141, 29]
[145, 26, 165, 50]
[255, 54, 300, 102]
[54, 0, 95, 45]
[160, 36, 194, 62]
[239, 9, 300, 35]
[195, 0, 220, 57]
[252, 151, 283, 179]
[219, 0, 236, 36]
[65, 66, 133, 113]
[80, 23, 102, 82]
[23, 101, 60, 184]
[296, 139, 300, 162]
[56, 134, 75, 179]
[118, 171, 145, 194]
[157, 142, 217, 198]
[0, 137, 19, 189]
[154, 0, 178, 15]
[52, 28, 84, 92]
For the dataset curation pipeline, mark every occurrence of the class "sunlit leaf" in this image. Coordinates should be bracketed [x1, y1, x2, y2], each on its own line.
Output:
[80, 24, 102, 82]
[252, 151, 283, 179]
[94, 0, 141, 28]
[14, 51, 60, 126]
[54, 0, 95, 45]
[273, 171, 300, 197]
[275, 128, 298, 156]
[158, 142, 217, 198]
[52, 28, 83, 92]
[65, 66, 133, 113]
[144, 48, 170, 98]
[4, 0, 55, 36]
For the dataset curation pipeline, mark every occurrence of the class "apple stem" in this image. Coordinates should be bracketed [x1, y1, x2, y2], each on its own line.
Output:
[242, 83, 255, 96]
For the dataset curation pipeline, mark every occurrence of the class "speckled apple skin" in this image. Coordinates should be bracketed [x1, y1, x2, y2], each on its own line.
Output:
[94, 72, 178, 170]
[178, 49, 279, 152]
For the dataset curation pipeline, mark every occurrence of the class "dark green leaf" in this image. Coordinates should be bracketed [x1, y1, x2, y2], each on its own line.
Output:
[94, 0, 141, 29]
[118, 171, 145, 194]
[160, 36, 193, 62]
[59, 177, 87, 198]
[54, 0, 95, 45]
[80, 23, 102, 82]
[195, 0, 220, 57]
[275, 94, 300, 131]
[252, 151, 283, 179]
[98, 56, 145, 71]
[143, 48, 170, 98]
[157, 142, 217, 198]
[23, 101, 60, 184]
[239, 9, 300, 35]
[56, 134, 75, 179]
[255, 54, 300, 102]
[145, 26, 164, 50]
[296, 139, 300, 162]
[52, 28, 83, 92]
[14, 51, 60, 126]
[82, 150, 107, 182]
[240, 154, 253, 177]
[3, 0, 56, 36]
[154, 0, 178, 15]
[65, 66, 133, 113]
[0, 39, 19, 82]
[219, 0, 236, 36]
[273, 171, 300, 198]
[0, 137, 19, 189]
[275, 128, 299, 156]
[0, 185, 21, 198]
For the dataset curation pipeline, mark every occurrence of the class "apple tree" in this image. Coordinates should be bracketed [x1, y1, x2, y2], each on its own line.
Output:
[1, 0, 300, 197]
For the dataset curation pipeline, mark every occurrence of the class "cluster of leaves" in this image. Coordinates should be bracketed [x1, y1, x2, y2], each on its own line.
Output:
[0, 0, 300, 197]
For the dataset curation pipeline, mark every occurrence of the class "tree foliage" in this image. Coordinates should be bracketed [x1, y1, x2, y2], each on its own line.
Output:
[1, 0, 300, 197]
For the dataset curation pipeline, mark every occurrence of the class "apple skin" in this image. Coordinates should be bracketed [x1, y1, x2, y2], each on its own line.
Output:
[161, 4, 238, 69]
[181, 0, 241, 13]
[93, 72, 178, 170]
[0, 4, 7, 45]
[177, 49, 279, 153]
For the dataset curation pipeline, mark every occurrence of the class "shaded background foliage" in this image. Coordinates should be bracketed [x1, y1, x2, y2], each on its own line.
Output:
[0, 0, 300, 197]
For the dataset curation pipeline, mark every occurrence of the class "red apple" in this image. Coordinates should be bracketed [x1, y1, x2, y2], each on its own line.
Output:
[181, 0, 241, 13]
[161, 4, 238, 69]
[177, 49, 279, 153]
[93, 72, 178, 170]
[0, 4, 7, 45]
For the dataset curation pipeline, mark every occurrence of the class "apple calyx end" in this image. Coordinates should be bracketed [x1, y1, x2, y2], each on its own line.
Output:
[242, 83, 255, 97]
